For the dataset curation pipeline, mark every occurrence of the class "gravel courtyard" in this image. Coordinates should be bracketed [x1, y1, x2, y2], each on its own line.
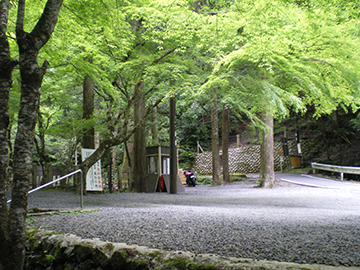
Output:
[27, 178, 360, 268]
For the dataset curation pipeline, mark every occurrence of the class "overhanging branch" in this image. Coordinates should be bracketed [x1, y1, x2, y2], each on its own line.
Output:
[152, 47, 177, 65]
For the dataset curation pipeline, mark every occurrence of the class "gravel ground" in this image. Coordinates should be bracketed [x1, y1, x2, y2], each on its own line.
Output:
[26, 178, 360, 268]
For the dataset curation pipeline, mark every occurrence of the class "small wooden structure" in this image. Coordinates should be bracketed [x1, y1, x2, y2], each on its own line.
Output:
[146, 145, 184, 192]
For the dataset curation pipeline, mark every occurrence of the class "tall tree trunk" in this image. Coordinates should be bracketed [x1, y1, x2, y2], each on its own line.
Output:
[132, 81, 147, 192]
[10, 38, 45, 270]
[112, 128, 118, 191]
[0, 1, 63, 269]
[112, 146, 117, 190]
[122, 140, 134, 190]
[120, 105, 133, 190]
[82, 75, 95, 149]
[211, 88, 221, 186]
[80, 75, 95, 193]
[0, 1, 18, 268]
[259, 111, 275, 188]
[122, 141, 133, 189]
[150, 107, 159, 145]
[222, 104, 230, 183]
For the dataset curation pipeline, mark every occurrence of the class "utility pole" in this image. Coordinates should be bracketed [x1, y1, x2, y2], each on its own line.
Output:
[170, 97, 177, 194]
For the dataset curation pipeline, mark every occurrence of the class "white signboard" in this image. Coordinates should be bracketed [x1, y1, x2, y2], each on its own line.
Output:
[81, 148, 103, 191]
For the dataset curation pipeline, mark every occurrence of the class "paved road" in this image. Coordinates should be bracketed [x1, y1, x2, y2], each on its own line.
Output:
[277, 173, 360, 190]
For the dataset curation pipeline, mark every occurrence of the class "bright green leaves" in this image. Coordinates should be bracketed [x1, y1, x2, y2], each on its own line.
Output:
[4, 0, 360, 166]
[201, 0, 360, 122]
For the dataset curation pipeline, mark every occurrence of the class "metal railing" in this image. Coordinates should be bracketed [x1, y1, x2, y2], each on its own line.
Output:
[7, 169, 84, 208]
[311, 162, 360, 181]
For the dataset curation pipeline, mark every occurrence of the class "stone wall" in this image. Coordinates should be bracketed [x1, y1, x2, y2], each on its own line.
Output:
[25, 228, 218, 270]
[195, 141, 307, 175]
[24, 228, 333, 270]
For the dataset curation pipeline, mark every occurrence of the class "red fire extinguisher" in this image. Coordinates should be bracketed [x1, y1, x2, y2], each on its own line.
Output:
[160, 175, 165, 191]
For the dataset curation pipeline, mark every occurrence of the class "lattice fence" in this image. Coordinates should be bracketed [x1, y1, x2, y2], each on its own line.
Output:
[195, 140, 308, 175]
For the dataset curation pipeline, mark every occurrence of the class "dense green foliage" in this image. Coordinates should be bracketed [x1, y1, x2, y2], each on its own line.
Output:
[5, 0, 360, 172]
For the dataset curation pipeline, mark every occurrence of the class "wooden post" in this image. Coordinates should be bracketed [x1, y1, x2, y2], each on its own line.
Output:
[170, 97, 177, 194]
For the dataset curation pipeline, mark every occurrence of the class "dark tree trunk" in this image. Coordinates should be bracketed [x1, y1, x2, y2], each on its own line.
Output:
[0, 1, 18, 269]
[211, 88, 221, 186]
[120, 106, 133, 190]
[222, 104, 230, 183]
[132, 81, 147, 192]
[259, 111, 275, 188]
[122, 141, 133, 189]
[82, 75, 95, 149]
[79, 75, 95, 194]
[150, 107, 159, 145]
[0, 1, 63, 269]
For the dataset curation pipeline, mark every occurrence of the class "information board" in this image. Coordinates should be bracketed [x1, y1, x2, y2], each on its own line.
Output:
[81, 148, 103, 191]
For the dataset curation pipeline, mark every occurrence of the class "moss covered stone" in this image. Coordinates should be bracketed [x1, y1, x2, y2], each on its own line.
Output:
[78, 258, 96, 270]
[25, 229, 326, 270]
[74, 243, 95, 262]
[127, 258, 150, 270]
[50, 242, 67, 262]
[103, 242, 115, 251]
[108, 249, 129, 270]
[164, 258, 218, 270]
[38, 254, 55, 267]
[186, 262, 218, 270]
[165, 257, 188, 269]
[92, 248, 109, 267]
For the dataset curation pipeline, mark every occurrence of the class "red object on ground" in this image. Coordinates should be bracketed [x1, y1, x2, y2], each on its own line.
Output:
[160, 176, 165, 190]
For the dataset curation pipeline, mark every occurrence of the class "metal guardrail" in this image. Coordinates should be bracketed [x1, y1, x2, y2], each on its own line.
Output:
[311, 162, 360, 181]
[7, 169, 84, 208]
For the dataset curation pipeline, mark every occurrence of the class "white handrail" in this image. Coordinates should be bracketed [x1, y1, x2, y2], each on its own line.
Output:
[7, 169, 84, 208]
[311, 162, 360, 181]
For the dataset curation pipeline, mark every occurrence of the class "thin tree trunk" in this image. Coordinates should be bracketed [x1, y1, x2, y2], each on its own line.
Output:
[259, 111, 275, 188]
[35, 114, 51, 185]
[132, 81, 147, 192]
[211, 88, 221, 186]
[112, 128, 118, 191]
[222, 104, 230, 183]
[112, 146, 117, 190]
